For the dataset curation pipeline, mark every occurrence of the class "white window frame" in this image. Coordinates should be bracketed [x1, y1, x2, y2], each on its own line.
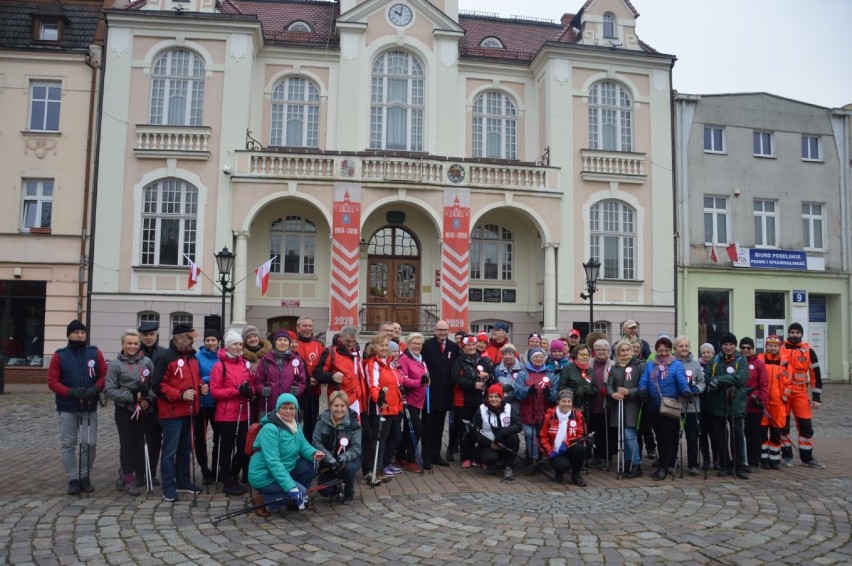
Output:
[753, 199, 778, 248]
[479, 37, 504, 49]
[472, 91, 517, 160]
[140, 179, 198, 266]
[588, 81, 632, 152]
[287, 21, 312, 32]
[170, 312, 193, 329]
[602, 12, 616, 38]
[802, 135, 821, 161]
[370, 50, 424, 152]
[28, 81, 62, 132]
[753, 130, 774, 157]
[703, 126, 725, 153]
[593, 321, 610, 336]
[22, 179, 53, 231]
[590, 200, 636, 280]
[138, 311, 160, 329]
[703, 195, 729, 245]
[270, 216, 316, 275]
[470, 224, 513, 281]
[149, 49, 205, 127]
[270, 77, 320, 147]
[39, 22, 59, 41]
[802, 202, 825, 251]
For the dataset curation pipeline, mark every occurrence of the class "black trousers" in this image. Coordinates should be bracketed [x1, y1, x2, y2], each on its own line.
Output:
[398, 405, 424, 463]
[215, 420, 248, 483]
[114, 405, 145, 479]
[550, 443, 586, 475]
[709, 414, 747, 472]
[300, 392, 320, 446]
[360, 411, 377, 475]
[745, 412, 763, 467]
[454, 406, 478, 462]
[376, 414, 402, 470]
[423, 409, 448, 462]
[142, 408, 162, 479]
[652, 411, 681, 470]
[589, 412, 615, 460]
[193, 406, 217, 472]
[477, 435, 519, 468]
[684, 412, 700, 469]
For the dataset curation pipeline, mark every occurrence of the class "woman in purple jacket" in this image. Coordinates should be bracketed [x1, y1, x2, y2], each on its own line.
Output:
[254, 329, 307, 418]
[396, 332, 429, 472]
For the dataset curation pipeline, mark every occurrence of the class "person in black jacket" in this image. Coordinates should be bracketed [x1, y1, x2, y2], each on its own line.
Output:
[451, 335, 494, 468]
[421, 320, 460, 468]
[470, 383, 522, 480]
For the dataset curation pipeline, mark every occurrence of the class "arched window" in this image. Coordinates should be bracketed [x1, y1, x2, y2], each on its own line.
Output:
[170, 312, 193, 329]
[479, 37, 504, 49]
[270, 77, 320, 147]
[472, 91, 517, 159]
[149, 49, 205, 126]
[603, 12, 616, 38]
[370, 51, 424, 151]
[287, 21, 312, 32]
[590, 199, 635, 280]
[470, 224, 513, 281]
[588, 81, 632, 152]
[270, 216, 316, 274]
[141, 179, 198, 266]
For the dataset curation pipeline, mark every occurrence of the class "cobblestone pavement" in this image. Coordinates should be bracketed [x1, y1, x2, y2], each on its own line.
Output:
[2, 384, 851, 565]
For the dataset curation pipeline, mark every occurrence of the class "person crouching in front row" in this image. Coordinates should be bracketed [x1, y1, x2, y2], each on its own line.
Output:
[540, 389, 588, 486]
[469, 384, 522, 480]
[313, 391, 362, 505]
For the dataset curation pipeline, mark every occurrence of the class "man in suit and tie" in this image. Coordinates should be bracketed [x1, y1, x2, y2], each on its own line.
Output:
[421, 320, 460, 468]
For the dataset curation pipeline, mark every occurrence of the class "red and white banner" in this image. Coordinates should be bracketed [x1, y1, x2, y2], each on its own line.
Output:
[329, 182, 361, 332]
[255, 257, 275, 296]
[441, 188, 470, 333]
[725, 242, 740, 262]
[186, 257, 201, 289]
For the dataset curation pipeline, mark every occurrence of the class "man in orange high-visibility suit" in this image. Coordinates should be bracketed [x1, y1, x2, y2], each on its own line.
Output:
[781, 322, 825, 469]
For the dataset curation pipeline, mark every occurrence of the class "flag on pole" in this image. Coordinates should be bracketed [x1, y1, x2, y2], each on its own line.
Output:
[187, 258, 201, 289]
[255, 257, 276, 296]
[725, 242, 740, 262]
[710, 246, 719, 263]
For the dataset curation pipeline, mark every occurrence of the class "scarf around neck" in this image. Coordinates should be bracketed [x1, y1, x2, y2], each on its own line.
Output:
[554, 409, 574, 449]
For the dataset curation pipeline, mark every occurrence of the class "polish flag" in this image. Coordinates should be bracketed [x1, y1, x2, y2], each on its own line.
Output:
[187, 259, 201, 289]
[710, 246, 719, 263]
[725, 243, 740, 262]
[255, 257, 275, 296]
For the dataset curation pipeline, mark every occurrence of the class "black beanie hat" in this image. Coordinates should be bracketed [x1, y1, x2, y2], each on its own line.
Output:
[67, 319, 87, 337]
[719, 331, 737, 346]
[788, 322, 804, 334]
[739, 337, 755, 349]
[204, 328, 221, 341]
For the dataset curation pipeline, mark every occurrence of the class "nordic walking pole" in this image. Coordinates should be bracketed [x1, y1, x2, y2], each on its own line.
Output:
[616, 398, 624, 479]
[370, 389, 387, 486]
[401, 393, 423, 474]
[676, 412, 686, 479]
[86, 411, 92, 498]
[189, 398, 198, 507]
[77, 406, 84, 499]
[232, 394, 243, 486]
[211, 478, 343, 525]
[603, 397, 610, 472]
[144, 440, 153, 495]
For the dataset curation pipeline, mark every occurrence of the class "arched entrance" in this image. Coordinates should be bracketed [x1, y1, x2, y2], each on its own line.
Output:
[366, 226, 420, 331]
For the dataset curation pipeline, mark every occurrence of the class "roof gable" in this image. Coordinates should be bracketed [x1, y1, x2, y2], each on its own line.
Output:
[337, 0, 463, 34]
[0, 0, 104, 52]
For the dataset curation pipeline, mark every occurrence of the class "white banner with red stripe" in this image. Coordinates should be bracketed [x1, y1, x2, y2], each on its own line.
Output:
[441, 187, 470, 333]
[329, 182, 361, 331]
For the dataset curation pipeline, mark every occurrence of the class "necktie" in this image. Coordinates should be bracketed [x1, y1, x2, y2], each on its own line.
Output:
[440, 341, 445, 354]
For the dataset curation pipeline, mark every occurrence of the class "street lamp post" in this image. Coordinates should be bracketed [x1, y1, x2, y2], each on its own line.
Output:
[214, 246, 235, 337]
[580, 258, 601, 334]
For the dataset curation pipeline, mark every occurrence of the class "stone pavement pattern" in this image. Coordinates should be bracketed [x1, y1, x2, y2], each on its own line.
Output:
[1, 384, 851, 565]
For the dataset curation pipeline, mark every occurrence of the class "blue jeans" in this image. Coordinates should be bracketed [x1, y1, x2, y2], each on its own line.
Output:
[257, 457, 316, 511]
[160, 416, 191, 496]
[623, 426, 641, 467]
[523, 424, 540, 460]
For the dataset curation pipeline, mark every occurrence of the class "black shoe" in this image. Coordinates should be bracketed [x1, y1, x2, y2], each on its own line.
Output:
[571, 473, 587, 487]
[446, 452, 455, 462]
[125, 483, 140, 497]
[67, 480, 81, 495]
[769, 461, 781, 470]
[116, 476, 125, 492]
[645, 450, 657, 460]
[421, 462, 432, 471]
[760, 461, 771, 470]
[177, 484, 202, 495]
[80, 477, 94, 493]
[652, 468, 667, 481]
[625, 467, 642, 479]
[554, 471, 564, 483]
[746, 466, 758, 473]
[134, 477, 146, 488]
[433, 458, 449, 467]
[735, 470, 749, 480]
[341, 495, 354, 506]
[162, 491, 179, 503]
[150, 476, 161, 487]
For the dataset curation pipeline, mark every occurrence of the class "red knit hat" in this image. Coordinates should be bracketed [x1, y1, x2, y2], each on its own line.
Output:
[476, 332, 489, 343]
[487, 383, 504, 399]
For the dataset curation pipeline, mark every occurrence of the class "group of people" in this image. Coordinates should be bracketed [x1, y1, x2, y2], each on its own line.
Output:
[46, 315, 825, 515]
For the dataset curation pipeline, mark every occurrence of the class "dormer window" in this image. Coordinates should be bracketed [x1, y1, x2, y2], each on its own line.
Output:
[33, 18, 63, 42]
[480, 37, 504, 49]
[288, 21, 312, 33]
[603, 12, 616, 38]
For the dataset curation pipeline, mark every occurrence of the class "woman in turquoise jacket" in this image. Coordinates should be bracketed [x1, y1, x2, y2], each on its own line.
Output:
[248, 393, 324, 513]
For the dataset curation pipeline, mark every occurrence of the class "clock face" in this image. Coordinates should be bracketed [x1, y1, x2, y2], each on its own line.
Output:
[388, 3, 413, 26]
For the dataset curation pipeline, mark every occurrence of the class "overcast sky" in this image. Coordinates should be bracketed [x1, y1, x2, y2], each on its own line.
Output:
[461, 0, 852, 108]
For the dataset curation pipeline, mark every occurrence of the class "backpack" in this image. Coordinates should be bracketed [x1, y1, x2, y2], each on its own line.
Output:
[245, 422, 271, 456]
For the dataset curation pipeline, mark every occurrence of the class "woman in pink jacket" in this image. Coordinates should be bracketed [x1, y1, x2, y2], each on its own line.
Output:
[210, 329, 254, 496]
[396, 332, 429, 472]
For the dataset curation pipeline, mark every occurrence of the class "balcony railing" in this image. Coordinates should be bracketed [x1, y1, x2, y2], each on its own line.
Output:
[359, 303, 440, 333]
[235, 149, 557, 192]
[134, 125, 211, 159]
[580, 149, 646, 184]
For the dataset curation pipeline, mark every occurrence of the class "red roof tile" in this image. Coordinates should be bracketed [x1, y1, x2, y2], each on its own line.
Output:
[458, 15, 571, 62]
[220, 0, 338, 45]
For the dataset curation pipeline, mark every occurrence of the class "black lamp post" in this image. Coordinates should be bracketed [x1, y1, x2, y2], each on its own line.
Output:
[214, 246, 235, 337]
[580, 258, 601, 334]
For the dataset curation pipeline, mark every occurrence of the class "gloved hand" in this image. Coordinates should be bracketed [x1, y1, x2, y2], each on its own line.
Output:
[83, 387, 100, 402]
[239, 381, 252, 399]
[261, 386, 271, 398]
[377, 388, 387, 407]
[708, 378, 719, 392]
[637, 389, 648, 403]
[494, 428, 508, 440]
[333, 459, 346, 473]
[745, 387, 753, 394]
[420, 374, 430, 385]
[288, 486, 306, 507]
[683, 391, 695, 402]
[751, 394, 763, 408]
[548, 449, 559, 459]
[68, 387, 88, 400]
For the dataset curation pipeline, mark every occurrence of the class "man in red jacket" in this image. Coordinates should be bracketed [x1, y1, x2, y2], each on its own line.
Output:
[152, 324, 204, 502]
[485, 322, 510, 365]
[296, 316, 325, 441]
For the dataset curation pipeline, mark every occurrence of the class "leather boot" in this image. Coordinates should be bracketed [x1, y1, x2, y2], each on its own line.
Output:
[252, 493, 269, 517]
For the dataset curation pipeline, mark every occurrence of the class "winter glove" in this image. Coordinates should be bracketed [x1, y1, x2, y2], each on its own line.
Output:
[261, 386, 271, 398]
[68, 387, 88, 400]
[288, 486, 306, 507]
[745, 387, 753, 395]
[683, 391, 695, 402]
[637, 389, 648, 403]
[377, 388, 387, 407]
[333, 459, 346, 474]
[83, 387, 100, 402]
[751, 394, 763, 408]
[420, 374, 430, 385]
[548, 449, 559, 459]
[239, 381, 252, 399]
[708, 378, 719, 392]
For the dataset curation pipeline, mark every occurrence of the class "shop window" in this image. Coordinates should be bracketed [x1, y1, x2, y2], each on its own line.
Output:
[698, 289, 730, 352]
[0, 281, 46, 365]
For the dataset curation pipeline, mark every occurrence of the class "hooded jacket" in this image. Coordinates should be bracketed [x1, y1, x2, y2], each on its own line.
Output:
[744, 354, 769, 414]
[676, 353, 706, 414]
[248, 395, 316, 492]
[366, 356, 403, 416]
[151, 341, 201, 420]
[606, 356, 646, 428]
[451, 353, 494, 408]
[705, 351, 749, 417]
[315, 344, 368, 412]
[312, 407, 363, 466]
[209, 351, 253, 423]
[638, 357, 692, 413]
[196, 346, 220, 409]
[513, 361, 557, 425]
[104, 351, 156, 411]
[255, 349, 307, 409]
[397, 350, 428, 410]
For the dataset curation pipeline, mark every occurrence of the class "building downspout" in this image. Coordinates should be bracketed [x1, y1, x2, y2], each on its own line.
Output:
[669, 59, 679, 334]
[80, 46, 100, 322]
[84, 9, 109, 329]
